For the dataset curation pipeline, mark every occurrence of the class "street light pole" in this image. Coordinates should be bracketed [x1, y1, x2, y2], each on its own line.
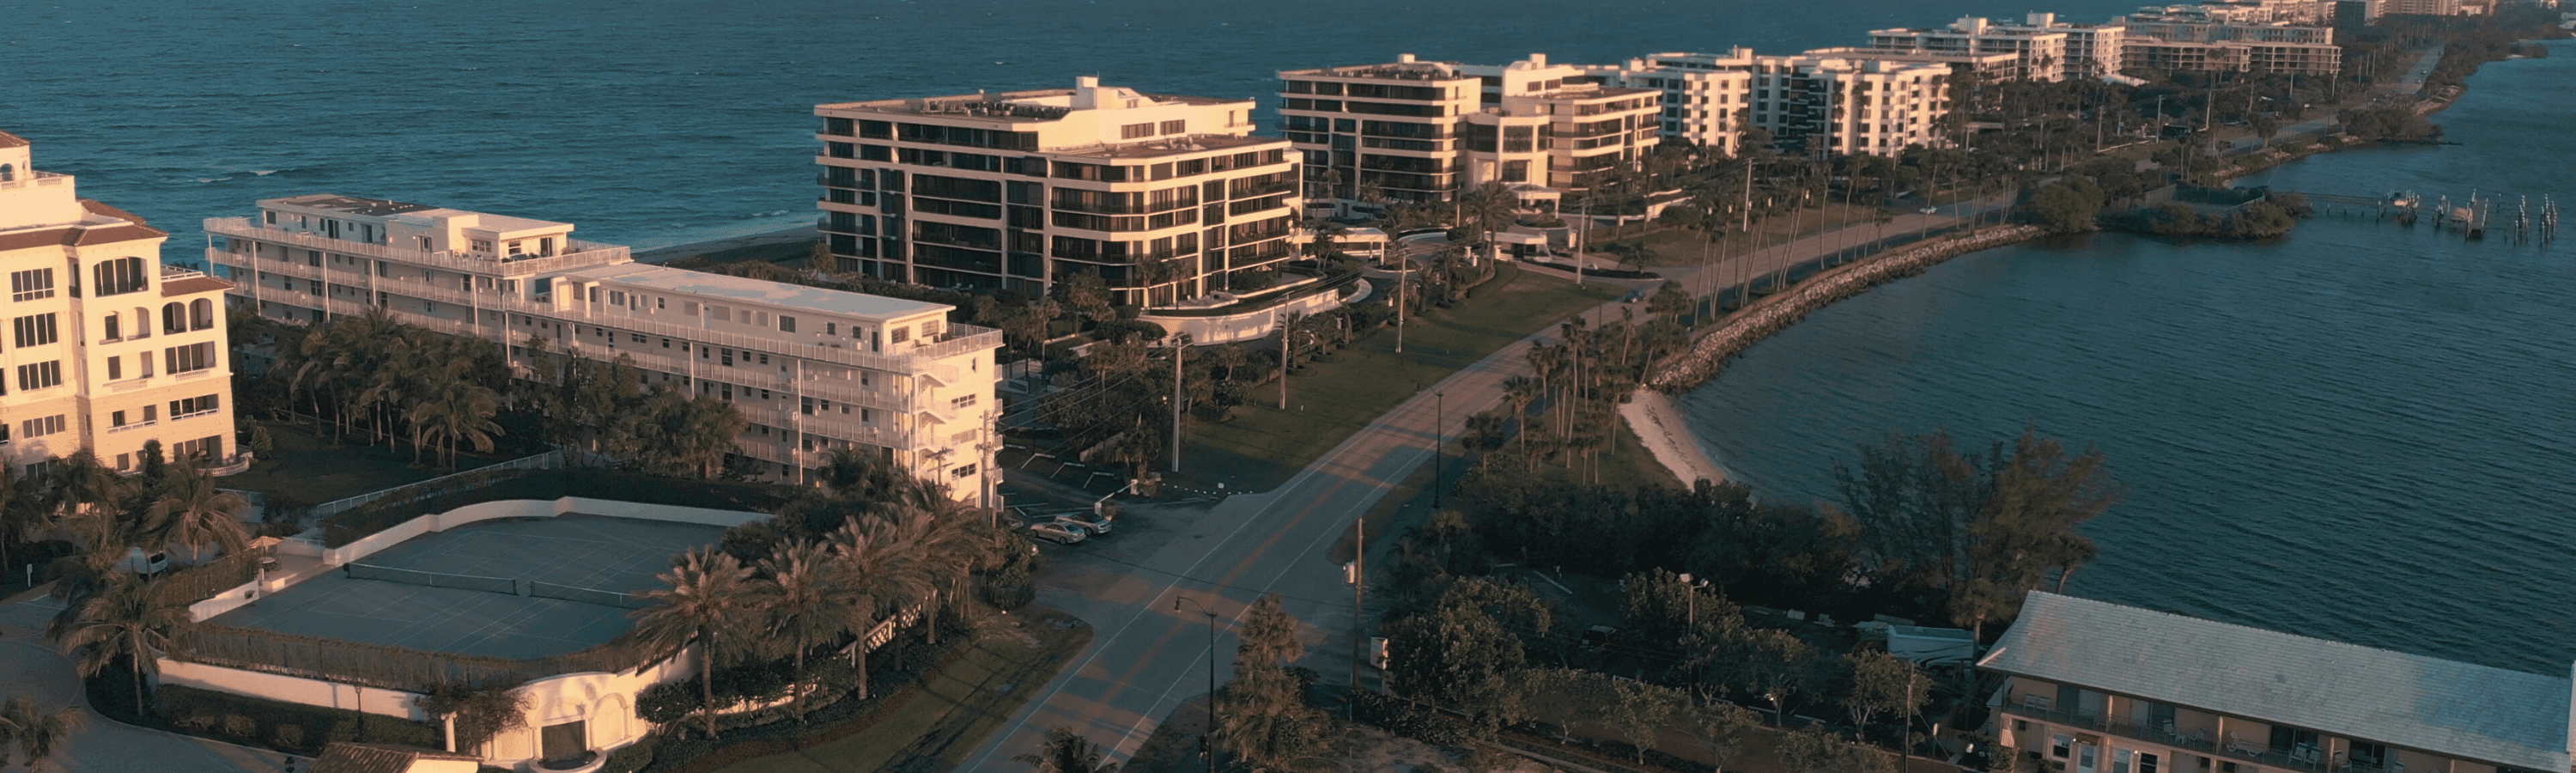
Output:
[1175, 596, 1220, 773]
[1431, 390, 1444, 508]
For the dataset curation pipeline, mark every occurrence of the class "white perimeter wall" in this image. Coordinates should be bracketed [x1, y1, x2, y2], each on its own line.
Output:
[186, 496, 764, 766]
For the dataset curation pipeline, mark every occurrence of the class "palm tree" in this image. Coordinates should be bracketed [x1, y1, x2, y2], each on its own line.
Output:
[55, 572, 196, 716]
[750, 539, 867, 721]
[1016, 727, 1121, 773]
[0, 465, 41, 584]
[145, 464, 251, 565]
[826, 515, 934, 700]
[629, 548, 757, 738]
[407, 374, 504, 472]
[0, 697, 86, 773]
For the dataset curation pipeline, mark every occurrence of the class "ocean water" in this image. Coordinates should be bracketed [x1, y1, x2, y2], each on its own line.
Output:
[1679, 40, 2576, 673]
[3, 0, 2145, 259]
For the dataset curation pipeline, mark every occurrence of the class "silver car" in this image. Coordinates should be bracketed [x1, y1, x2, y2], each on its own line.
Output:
[1054, 512, 1113, 536]
[1027, 521, 1089, 545]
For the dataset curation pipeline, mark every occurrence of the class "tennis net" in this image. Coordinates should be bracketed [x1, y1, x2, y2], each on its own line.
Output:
[528, 581, 653, 609]
[343, 563, 519, 596]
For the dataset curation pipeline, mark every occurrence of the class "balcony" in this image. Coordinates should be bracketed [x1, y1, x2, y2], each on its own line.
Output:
[0, 170, 71, 192]
[203, 218, 631, 277]
[1995, 701, 2359, 773]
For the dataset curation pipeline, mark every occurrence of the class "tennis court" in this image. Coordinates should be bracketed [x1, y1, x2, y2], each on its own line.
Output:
[212, 514, 726, 660]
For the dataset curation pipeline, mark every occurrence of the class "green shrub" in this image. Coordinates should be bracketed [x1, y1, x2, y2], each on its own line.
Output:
[220, 714, 258, 739]
[599, 741, 654, 773]
[272, 723, 305, 749]
[637, 682, 700, 725]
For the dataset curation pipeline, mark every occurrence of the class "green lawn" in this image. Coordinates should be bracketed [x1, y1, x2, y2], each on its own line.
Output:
[1172, 264, 1622, 493]
[1618, 201, 1893, 268]
[709, 611, 1091, 773]
[222, 420, 519, 507]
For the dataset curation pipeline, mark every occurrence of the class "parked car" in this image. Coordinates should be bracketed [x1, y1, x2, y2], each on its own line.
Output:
[1027, 521, 1089, 545]
[1054, 511, 1114, 536]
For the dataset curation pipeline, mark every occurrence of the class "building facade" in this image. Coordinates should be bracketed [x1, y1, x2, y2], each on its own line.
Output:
[1868, 16, 2077, 81]
[1983, 593, 2573, 773]
[1279, 53, 1661, 214]
[2381, 0, 2465, 15]
[814, 79, 1297, 307]
[1596, 49, 1951, 158]
[0, 131, 239, 479]
[204, 195, 1000, 502]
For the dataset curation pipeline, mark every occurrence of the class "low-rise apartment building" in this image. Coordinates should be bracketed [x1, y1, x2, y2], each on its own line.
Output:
[1982, 593, 2573, 773]
[1868, 16, 2079, 81]
[2381, 0, 2465, 15]
[813, 79, 1297, 306]
[1279, 53, 1660, 213]
[1591, 48, 1950, 158]
[204, 195, 1000, 502]
[0, 131, 239, 479]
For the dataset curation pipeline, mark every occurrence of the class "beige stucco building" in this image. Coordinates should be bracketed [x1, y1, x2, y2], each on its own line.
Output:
[204, 196, 999, 503]
[814, 79, 1298, 307]
[0, 130, 239, 479]
[1591, 48, 1950, 158]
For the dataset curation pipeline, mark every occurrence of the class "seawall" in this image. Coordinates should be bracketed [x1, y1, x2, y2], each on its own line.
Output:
[1648, 224, 2044, 393]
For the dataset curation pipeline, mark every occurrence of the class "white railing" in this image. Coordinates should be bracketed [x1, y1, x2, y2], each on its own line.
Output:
[304, 449, 571, 519]
[161, 264, 207, 280]
[0, 171, 70, 191]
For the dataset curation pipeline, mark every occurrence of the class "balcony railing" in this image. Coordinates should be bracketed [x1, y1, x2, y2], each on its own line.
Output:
[204, 218, 632, 277]
[1996, 703, 2354, 773]
[0, 170, 71, 191]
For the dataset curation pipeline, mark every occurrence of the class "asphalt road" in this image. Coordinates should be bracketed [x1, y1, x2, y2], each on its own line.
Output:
[959, 204, 1994, 771]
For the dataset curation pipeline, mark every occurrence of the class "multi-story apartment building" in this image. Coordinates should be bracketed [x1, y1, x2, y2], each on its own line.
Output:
[204, 195, 1001, 502]
[1592, 48, 1952, 158]
[813, 78, 1297, 307]
[1868, 16, 2078, 81]
[2122, 6, 2339, 44]
[0, 131, 238, 479]
[1982, 593, 2572, 773]
[1279, 54, 1660, 214]
[2380, 0, 2464, 15]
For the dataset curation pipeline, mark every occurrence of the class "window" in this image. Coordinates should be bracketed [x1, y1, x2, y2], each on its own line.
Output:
[1160, 119, 1186, 135]
[102, 313, 121, 340]
[162, 302, 185, 335]
[18, 415, 64, 439]
[173, 435, 222, 460]
[106, 356, 121, 380]
[779, 316, 796, 333]
[173, 394, 222, 417]
[952, 463, 977, 478]
[92, 257, 148, 296]
[112, 411, 129, 428]
[890, 326, 910, 344]
[165, 342, 218, 374]
[191, 299, 216, 330]
[11, 314, 58, 348]
[950, 394, 978, 409]
[1121, 123, 1154, 139]
[9, 269, 54, 301]
[2051, 734, 2072, 759]
[15, 362, 62, 391]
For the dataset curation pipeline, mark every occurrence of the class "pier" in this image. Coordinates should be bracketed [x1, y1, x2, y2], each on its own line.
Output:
[2275, 189, 2558, 246]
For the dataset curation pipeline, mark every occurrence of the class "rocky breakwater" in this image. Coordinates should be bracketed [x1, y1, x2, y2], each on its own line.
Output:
[1649, 224, 2044, 393]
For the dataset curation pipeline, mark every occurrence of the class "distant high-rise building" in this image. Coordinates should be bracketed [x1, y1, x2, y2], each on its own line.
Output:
[1592, 49, 1951, 158]
[814, 79, 1297, 306]
[1278, 53, 1662, 215]
[0, 130, 240, 479]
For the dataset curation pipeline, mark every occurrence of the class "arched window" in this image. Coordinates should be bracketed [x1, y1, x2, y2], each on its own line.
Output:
[190, 299, 215, 331]
[93, 257, 148, 296]
[132, 307, 152, 339]
[162, 302, 185, 335]
[0, 163, 14, 181]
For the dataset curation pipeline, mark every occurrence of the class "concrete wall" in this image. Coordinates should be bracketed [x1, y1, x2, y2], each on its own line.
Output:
[291, 497, 769, 567]
[159, 658, 426, 719]
[1140, 282, 1350, 344]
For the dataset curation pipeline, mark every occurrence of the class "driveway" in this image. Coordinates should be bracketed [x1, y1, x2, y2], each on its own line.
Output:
[1, 591, 298, 773]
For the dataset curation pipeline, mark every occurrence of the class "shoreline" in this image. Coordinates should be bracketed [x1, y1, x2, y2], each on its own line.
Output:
[632, 225, 818, 264]
[1620, 390, 1730, 487]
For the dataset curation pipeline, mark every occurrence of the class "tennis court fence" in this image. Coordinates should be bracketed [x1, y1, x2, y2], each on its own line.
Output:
[343, 563, 649, 608]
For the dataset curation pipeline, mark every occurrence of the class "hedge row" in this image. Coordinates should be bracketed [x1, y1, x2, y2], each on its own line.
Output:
[322, 467, 798, 547]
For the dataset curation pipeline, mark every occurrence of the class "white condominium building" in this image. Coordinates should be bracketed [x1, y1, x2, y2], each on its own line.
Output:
[2121, 6, 2338, 44]
[204, 195, 1001, 503]
[1868, 16, 2079, 82]
[1593, 49, 1950, 158]
[2380, 0, 2462, 15]
[0, 131, 239, 479]
[814, 79, 1298, 307]
[1279, 53, 1661, 213]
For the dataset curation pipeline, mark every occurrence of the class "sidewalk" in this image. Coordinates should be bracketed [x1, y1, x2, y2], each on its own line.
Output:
[0, 587, 301, 773]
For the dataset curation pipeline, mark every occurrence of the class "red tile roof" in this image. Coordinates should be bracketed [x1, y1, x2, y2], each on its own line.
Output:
[0, 227, 77, 253]
[0, 130, 27, 149]
[161, 276, 233, 297]
[308, 742, 481, 773]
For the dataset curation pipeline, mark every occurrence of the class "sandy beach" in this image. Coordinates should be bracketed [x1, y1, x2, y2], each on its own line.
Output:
[1620, 389, 1729, 487]
[633, 225, 819, 264]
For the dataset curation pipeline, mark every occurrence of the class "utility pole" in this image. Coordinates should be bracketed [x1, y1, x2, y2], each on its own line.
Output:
[1394, 251, 1406, 354]
[1431, 390, 1444, 508]
[1348, 520, 1366, 708]
[1169, 334, 1184, 473]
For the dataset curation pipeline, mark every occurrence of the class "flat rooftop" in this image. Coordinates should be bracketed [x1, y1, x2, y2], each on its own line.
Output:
[213, 515, 723, 660]
[818, 89, 1240, 119]
[1055, 133, 1285, 160]
[264, 193, 572, 234]
[561, 262, 950, 320]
